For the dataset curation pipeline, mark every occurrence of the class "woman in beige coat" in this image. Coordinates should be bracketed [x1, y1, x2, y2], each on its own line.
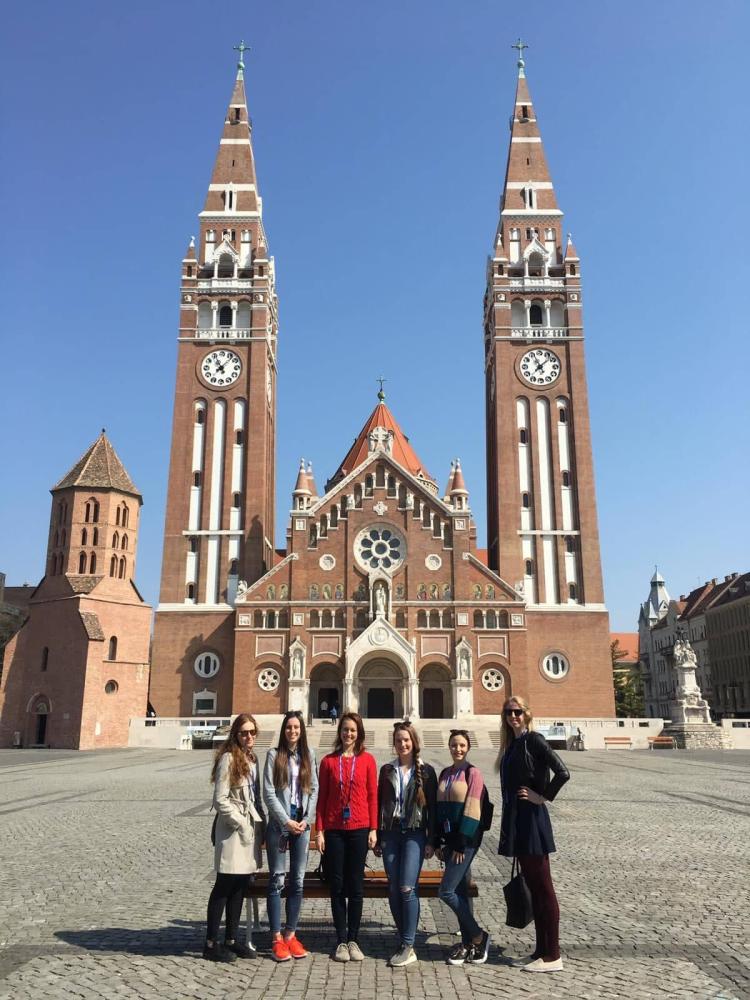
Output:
[204, 713, 264, 963]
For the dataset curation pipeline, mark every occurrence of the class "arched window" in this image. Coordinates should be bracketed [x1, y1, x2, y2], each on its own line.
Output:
[519, 428, 527, 444]
[355, 609, 367, 629]
[334, 610, 345, 628]
[322, 609, 333, 629]
[417, 610, 427, 629]
[108, 636, 118, 660]
[219, 305, 233, 327]
[525, 559, 534, 576]
[112, 532, 119, 549]
[309, 525, 317, 548]
[85, 503, 91, 523]
[278, 610, 289, 629]
[473, 610, 484, 628]
[121, 534, 128, 551]
[118, 557, 126, 579]
[253, 610, 264, 628]
[121, 505, 129, 527]
[364, 475, 374, 498]
[110, 555, 117, 577]
[267, 611, 277, 629]
[568, 583, 578, 601]
[41, 647, 49, 671]
[115, 506, 120, 526]
[81, 528, 87, 546]
[562, 471, 571, 487]
[396, 610, 406, 628]
[186, 583, 195, 601]
[89, 552, 96, 573]
[387, 475, 396, 497]
[558, 408, 567, 424]
[486, 610, 497, 629]
[61, 529, 66, 547]
[92, 528, 98, 546]
[310, 610, 320, 628]
[429, 610, 440, 629]
[522, 492, 530, 508]
[78, 552, 87, 573]
[529, 303, 543, 326]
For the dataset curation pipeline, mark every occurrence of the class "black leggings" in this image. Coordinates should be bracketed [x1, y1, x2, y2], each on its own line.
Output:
[325, 828, 370, 943]
[206, 873, 248, 942]
[518, 854, 560, 961]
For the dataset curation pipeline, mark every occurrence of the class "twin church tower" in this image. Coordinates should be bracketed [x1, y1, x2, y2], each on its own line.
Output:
[150, 45, 614, 721]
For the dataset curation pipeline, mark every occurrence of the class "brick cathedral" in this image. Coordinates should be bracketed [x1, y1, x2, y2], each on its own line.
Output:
[150, 47, 614, 722]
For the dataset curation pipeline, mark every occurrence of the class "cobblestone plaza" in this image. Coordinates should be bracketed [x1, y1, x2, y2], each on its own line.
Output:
[1, 747, 748, 999]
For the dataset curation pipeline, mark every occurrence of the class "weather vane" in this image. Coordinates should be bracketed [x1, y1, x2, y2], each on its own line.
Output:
[376, 376, 387, 402]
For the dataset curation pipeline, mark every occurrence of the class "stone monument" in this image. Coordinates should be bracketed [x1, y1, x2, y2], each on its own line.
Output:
[664, 629, 729, 749]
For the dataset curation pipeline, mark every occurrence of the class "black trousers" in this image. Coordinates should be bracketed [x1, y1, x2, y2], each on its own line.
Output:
[206, 873, 247, 942]
[325, 827, 370, 943]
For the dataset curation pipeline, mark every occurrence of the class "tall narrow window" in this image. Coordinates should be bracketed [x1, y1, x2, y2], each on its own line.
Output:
[558, 408, 567, 424]
[81, 528, 87, 546]
[108, 636, 118, 660]
[562, 471, 571, 487]
[529, 304, 543, 325]
[121, 505, 128, 527]
[41, 647, 49, 672]
[519, 428, 527, 444]
[89, 552, 96, 574]
[521, 492, 530, 508]
[525, 559, 534, 575]
[78, 552, 87, 573]
[118, 557, 126, 579]
[92, 528, 98, 546]
[121, 534, 128, 551]
[219, 305, 233, 327]
[112, 532, 119, 549]
[110, 555, 117, 577]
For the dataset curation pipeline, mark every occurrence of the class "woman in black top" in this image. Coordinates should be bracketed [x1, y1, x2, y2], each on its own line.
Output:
[497, 696, 569, 974]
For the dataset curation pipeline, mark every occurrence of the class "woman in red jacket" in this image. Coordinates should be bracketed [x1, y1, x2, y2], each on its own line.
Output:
[315, 711, 378, 962]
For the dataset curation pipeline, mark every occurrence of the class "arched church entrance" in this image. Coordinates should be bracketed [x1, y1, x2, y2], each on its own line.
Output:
[309, 663, 344, 719]
[419, 664, 453, 719]
[357, 659, 405, 719]
[27, 696, 50, 746]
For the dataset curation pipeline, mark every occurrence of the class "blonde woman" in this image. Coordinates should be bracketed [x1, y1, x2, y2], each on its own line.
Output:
[204, 714, 263, 963]
[497, 696, 569, 973]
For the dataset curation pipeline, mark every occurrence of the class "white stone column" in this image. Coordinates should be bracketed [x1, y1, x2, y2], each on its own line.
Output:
[211, 301, 218, 329]
[544, 299, 551, 328]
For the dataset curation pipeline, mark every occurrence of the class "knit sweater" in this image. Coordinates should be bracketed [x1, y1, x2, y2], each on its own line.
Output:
[316, 750, 378, 831]
[436, 762, 486, 850]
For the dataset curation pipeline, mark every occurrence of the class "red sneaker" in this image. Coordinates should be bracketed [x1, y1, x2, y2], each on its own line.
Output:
[285, 934, 308, 959]
[271, 935, 291, 962]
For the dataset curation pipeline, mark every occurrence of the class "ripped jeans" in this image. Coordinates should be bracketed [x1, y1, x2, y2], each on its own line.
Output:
[381, 829, 426, 947]
[265, 823, 311, 935]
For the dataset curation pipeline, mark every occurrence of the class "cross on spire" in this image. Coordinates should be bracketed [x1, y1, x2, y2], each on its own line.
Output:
[234, 39, 250, 76]
[376, 376, 387, 402]
[511, 38, 528, 71]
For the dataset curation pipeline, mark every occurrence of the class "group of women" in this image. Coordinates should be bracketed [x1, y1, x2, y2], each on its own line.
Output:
[205, 696, 570, 973]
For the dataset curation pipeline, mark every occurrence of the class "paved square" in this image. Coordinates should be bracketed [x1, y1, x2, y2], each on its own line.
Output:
[1, 746, 748, 999]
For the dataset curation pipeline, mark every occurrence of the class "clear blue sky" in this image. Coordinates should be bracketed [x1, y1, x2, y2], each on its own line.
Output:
[2, 0, 748, 631]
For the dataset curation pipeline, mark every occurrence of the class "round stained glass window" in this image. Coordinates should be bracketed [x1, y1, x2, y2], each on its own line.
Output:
[354, 525, 406, 573]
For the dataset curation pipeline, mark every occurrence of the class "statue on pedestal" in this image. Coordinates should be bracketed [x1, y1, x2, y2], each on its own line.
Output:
[669, 628, 711, 725]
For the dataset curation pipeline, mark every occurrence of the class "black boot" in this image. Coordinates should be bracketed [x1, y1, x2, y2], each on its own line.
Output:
[203, 941, 237, 963]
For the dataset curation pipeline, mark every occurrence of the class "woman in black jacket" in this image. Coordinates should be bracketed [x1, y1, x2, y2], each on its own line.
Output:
[497, 696, 570, 974]
[374, 721, 438, 968]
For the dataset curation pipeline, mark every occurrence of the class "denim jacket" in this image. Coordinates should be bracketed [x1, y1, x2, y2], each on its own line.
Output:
[262, 747, 319, 831]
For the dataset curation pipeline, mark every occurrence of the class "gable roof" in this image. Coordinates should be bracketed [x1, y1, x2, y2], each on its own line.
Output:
[53, 432, 140, 497]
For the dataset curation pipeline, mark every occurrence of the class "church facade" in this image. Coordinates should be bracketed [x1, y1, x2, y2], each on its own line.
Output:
[149, 48, 614, 722]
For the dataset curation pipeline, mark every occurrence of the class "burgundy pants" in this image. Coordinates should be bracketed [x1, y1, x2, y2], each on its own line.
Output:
[518, 854, 560, 961]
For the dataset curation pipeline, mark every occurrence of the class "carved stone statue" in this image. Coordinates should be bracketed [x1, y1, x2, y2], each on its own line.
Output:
[368, 427, 394, 454]
[669, 630, 711, 725]
[235, 579, 248, 601]
[457, 644, 471, 680]
[374, 582, 387, 618]
[290, 644, 304, 680]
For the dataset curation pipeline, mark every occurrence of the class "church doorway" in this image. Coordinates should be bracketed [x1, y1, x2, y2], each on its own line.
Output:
[29, 697, 50, 746]
[419, 664, 453, 719]
[309, 663, 343, 719]
[357, 659, 404, 719]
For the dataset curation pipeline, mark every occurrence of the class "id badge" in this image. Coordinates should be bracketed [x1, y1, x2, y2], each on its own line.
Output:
[342, 806, 351, 822]
[443, 819, 451, 833]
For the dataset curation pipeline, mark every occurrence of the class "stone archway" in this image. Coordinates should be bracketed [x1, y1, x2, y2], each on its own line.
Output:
[419, 663, 453, 719]
[309, 662, 344, 719]
[27, 695, 50, 747]
[356, 658, 405, 719]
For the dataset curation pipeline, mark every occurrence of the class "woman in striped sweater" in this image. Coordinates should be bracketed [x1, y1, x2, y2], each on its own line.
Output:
[436, 729, 491, 966]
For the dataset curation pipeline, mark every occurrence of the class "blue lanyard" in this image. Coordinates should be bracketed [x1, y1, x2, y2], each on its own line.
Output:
[338, 753, 356, 805]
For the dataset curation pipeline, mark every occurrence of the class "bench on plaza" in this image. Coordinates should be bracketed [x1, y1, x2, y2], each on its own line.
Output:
[603, 735, 632, 749]
[648, 735, 676, 750]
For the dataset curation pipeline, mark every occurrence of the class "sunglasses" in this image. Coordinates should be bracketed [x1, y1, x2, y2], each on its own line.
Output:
[239, 729, 257, 737]
[504, 709, 524, 718]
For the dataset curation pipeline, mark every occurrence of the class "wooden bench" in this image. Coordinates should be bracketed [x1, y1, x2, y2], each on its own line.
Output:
[648, 735, 676, 750]
[603, 735, 632, 749]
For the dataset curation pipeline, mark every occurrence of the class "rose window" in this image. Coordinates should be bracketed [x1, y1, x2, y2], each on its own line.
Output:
[355, 525, 405, 572]
[258, 667, 280, 691]
[481, 668, 505, 692]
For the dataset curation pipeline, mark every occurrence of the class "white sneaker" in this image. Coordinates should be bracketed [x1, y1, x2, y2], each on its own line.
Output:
[347, 941, 365, 962]
[333, 942, 350, 962]
[390, 946, 417, 967]
[521, 957, 564, 973]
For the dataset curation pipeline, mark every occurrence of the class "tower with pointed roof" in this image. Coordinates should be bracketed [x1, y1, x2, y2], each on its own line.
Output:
[483, 46, 613, 713]
[150, 47, 279, 715]
[0, 434, 151, 748]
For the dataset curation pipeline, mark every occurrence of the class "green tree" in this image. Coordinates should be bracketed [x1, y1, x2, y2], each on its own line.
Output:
[612, 639, 645, 718]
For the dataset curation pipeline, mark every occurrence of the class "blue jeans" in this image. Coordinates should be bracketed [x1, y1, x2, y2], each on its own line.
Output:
[265, 823, 311, 934]
[381, 829, 426, 947]
[438, 845, 481, 943]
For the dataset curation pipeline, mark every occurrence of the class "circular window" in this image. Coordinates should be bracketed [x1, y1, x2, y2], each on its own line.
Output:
[354, 524, 406, 572]
[104, 680, 119, 695]
[258, 667, 280, 692]
[541, 652, 570, 681]
[481, 668, 505, 692]
[425, 554, 442, 571]
[194, 652, 220, 679]
[319, 554, 336, 571]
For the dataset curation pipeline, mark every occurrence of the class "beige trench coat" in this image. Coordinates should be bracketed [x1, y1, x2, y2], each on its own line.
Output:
[212, 753, 264, 874]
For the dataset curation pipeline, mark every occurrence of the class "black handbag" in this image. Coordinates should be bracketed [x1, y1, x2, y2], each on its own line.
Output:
[503, 857, 533, 928]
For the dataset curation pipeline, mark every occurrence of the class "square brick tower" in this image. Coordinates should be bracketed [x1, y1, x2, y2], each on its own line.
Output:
[0, 433, 151, 748]
[483, 47, 613, 713]
[150, 49, 278, 715]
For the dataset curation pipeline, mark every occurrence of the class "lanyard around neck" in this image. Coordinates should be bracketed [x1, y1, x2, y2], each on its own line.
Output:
[338, 753, 356, 805]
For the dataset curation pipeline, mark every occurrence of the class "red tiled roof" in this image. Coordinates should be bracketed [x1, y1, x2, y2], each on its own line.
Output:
[329, 401, 434, 487]
[610, 632, 638, 662]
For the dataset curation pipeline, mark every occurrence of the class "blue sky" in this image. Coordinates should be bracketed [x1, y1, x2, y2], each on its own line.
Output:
[1, 0, 748, 631]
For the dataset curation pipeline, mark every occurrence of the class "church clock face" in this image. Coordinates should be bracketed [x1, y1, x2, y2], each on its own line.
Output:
[200, 349, 242, 388]
[518, 348, 561, 387]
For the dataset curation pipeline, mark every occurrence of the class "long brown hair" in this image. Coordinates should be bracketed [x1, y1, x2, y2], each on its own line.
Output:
[272, 711, 313, 794]
[333, 711, 366, 755]
[496, 695, 534, 770]
[393, 720, 426, 807]
[211, 713, 258, 786]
